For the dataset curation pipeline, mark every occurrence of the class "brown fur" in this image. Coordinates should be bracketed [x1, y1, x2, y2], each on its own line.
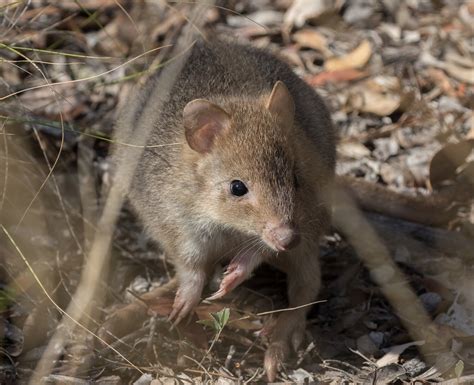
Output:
[116, 38, 336, 381]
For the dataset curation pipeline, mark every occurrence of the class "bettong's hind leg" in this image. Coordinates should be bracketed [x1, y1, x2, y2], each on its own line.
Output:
[264, 248, 321, 382]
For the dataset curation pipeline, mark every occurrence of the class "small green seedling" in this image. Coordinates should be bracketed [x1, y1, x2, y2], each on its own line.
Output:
[198, 308, 230, 362]
[198, 307, 230, 333]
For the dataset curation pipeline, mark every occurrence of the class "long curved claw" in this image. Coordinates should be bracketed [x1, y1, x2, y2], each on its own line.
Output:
[168, 289, 200, 327]
[168, 300, 186, 327]
[206, 263, 247, 301]
[206, 288, 226, 301]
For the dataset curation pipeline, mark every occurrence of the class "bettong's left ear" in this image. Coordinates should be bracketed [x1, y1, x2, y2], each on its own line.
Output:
[183, 99, 231, 154]
[266, 81, 295, 129]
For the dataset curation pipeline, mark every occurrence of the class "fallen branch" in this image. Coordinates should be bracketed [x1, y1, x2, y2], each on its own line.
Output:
[337, 175, 461, 227]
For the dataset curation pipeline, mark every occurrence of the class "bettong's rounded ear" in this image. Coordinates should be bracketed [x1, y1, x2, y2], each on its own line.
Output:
[183, 99, 231, 153]
[266, 81, 295, 129]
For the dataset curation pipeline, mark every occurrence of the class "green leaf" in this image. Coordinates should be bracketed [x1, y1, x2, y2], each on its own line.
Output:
[216, 308, 230, 329]
[197, 308, 231, 332]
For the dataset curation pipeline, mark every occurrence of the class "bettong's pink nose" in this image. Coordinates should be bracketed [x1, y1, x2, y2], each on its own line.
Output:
[265, 222, 300, 251]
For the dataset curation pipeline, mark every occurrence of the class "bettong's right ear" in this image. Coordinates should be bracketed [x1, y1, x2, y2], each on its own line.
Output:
[266, 81, 295, 130]
[183, 99, 231, 154]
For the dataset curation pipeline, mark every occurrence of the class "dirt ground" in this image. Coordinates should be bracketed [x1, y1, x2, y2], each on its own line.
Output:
[0, 1, 473, 384]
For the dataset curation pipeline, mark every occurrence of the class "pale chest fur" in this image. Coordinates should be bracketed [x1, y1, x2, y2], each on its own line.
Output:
[178, 219, 248, 267]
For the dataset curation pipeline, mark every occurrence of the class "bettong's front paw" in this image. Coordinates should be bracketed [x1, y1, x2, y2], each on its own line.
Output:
[168, 286, 201, 326]
[206, 262, 248, 300]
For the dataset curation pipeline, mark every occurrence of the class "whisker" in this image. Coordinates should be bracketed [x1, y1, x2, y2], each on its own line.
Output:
[234, 237, 262, 261]
[217, 235, 260, 264]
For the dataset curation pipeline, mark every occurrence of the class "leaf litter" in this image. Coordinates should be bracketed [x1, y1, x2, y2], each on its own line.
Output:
[0, 0, 473, 384]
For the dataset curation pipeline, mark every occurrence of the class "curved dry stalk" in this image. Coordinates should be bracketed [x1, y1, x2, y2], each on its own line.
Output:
[332, 186, 450, 360]
[1, 44, 68, 241]
[25, 2, 215, 383]
[0, 44, 170, 100]
[0, 119, 9, 211]
[1, 225, 145, 379]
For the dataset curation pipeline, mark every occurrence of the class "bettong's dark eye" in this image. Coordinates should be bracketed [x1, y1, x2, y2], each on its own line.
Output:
[230, 180, 248, 196]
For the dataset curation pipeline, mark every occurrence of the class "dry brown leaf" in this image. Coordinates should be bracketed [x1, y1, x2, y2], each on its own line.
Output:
[325, 40, 372, 71]
[467, 120, 474, 140]
[376, 341, 425, 367]
[177, 313, 209, 349]
[19, 84, 80, 119]
[345, 76, 402, 116]
[429, 140, 474, 189]
[365, 76, 400, 93]
[56, 0, 120, 10]
[293, 29, 330, 57]
[445, 51, 474, 69]
[146, 295, 175, 316]
[228, 10, 283, 28]
[280, 47, 306, 68]
[347, 88, 400, 116]
[457, 161, 474, 190]
[444, 62, 474, 85]
[422, 51, 474, 85]
[284, 0, 338, 28]
[306, 68, 366, 86]
[426, 68, 457, 97]
[337, 141, 371, 159]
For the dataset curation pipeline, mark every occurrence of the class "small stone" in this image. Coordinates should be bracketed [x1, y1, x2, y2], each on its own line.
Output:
[133, 374, 153, 385]
[364, 320, 378, 330]
[227, 10, 283, 27]
[344, 0, 376, 24]
[403, 30, 420, 44]
[373, 137, 399, 161]
[288, 368, 314, 383]
[369, 331, 385, 347]
[419, 292, 442, 313]
[357, 334, 378, 356]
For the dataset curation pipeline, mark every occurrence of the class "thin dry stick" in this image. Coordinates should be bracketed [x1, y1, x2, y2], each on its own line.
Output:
[28, 2, 214, 383]
[2, 46, 118, 60]
[31, 127, 84, 256]
[1, 225, 144, 375]
[227, 299, 327, 325]
[0, 118, 8, 212]
[1, 59, 87, 65]
[184, 355, 213, 382]
[0, 44, 170, 100]
[0, 0, 30, 37]
[255, 300, 326, 316]
[112, 0, 149, 67]
[13, 11, 80, 45]
[185, 368, 238, 381]
[0, 114, 183, 148]
[168, 0, 269, 31]
[332, 187, 448, 359]
[1, 43, 68, 236]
